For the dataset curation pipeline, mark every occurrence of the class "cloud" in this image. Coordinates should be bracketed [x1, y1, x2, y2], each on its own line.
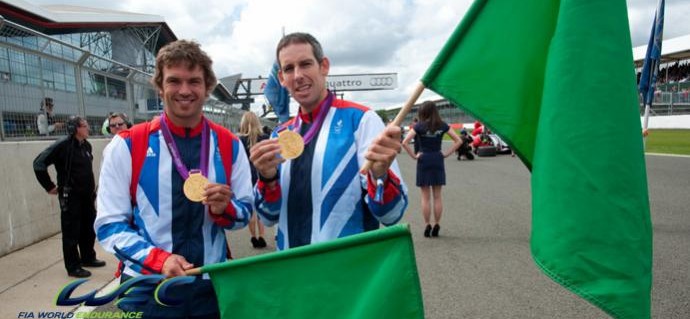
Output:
[27, 0, 690, 112]
[628, 0, 690, 46]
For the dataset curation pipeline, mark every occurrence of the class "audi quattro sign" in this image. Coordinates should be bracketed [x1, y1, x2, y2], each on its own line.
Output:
[326, 73, 397, 91]
[249, 73, 397, 94]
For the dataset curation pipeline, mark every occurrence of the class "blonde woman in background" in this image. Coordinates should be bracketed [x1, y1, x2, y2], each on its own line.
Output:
[239, 111, 270, 248]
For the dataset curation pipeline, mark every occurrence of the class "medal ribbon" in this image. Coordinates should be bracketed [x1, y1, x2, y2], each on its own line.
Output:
[292, 91, 334, 144]
[159, 112, 210, 179]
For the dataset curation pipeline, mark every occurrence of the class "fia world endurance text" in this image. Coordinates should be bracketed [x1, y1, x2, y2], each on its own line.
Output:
[17, 311, 142, 318]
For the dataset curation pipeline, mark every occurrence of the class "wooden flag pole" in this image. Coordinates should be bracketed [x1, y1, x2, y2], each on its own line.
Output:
[185, 267, 202, 276]
[360, 82, 426, 173]
[390, 82, 426, 127]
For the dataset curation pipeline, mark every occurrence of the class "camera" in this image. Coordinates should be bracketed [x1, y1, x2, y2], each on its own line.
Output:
[62, 186, 72, 198]
[59, 186, 71, 211]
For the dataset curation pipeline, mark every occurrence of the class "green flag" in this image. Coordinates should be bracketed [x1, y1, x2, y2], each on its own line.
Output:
[202, 224, 424, 319]
[421, 0, 652, 318]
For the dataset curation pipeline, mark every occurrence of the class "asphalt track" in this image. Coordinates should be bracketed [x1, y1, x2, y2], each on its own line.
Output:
[100, 152, 689, 318]
[394, 152, 690, 318]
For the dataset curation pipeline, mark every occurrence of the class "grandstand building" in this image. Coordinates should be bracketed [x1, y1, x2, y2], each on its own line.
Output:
[0, 0, 245, 140]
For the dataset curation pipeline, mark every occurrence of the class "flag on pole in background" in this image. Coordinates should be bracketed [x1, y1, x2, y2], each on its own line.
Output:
[638, 0, 665, 107]
[264, 61, 290, 123]
[202, 224, 424, 319]
[421, 0, 652, 318]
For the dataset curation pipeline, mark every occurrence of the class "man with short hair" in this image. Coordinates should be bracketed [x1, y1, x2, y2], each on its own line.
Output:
[36, 97, 63, 136]
[95, 40, 253, 318]
[107, 112, 130, 136]
[34, 116, 104, 278]
[250, 32, 408, 250]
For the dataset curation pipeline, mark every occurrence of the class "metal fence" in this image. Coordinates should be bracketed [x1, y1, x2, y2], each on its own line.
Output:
[0, 15, 247, 141]
[641, 91, 690, 115]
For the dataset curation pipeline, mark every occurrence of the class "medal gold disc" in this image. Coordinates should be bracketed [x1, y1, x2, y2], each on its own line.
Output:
[278, 130, 304, 160]
[184, 172, 209, 202]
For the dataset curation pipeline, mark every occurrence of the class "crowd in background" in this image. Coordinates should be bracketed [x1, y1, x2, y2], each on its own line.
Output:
[654, 61, 690, 85]
[638, 60, 690, 92]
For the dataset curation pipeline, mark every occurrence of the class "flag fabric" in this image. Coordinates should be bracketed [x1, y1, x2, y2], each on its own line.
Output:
[264, 61, 290, 123]
[421, 0, 652, 318]
[638, 0, 665, 106]
[202, 224, 424, 319]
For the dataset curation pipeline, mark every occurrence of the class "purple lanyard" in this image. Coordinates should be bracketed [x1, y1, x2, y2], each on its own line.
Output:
[292, 91, 333, 144]
[159, 113, 210, 179]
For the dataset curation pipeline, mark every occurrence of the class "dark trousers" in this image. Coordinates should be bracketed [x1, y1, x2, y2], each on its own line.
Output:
[59, 191, 97, 272]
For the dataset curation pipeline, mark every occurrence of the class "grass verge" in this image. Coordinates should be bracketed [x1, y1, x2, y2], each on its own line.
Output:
[645, 129, 690, 155]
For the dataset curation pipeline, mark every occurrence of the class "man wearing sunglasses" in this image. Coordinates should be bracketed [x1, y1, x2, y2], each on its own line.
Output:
[106, 112, 131, 136]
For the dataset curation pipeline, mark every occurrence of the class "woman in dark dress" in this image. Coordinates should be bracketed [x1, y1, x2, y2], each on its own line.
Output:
[239, 111, 270, 248]
[402, 101, 462, 237]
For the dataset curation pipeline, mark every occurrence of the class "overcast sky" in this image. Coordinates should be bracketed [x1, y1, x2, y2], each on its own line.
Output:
[27, 0, 690, 113]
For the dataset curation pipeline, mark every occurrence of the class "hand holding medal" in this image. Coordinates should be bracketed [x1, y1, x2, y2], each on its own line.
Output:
[277, 130, 304, 159]
[274, 92, 332, 160]
[249, 93, 334, 183]
[202, 183, 233, 215]
[183, 170, 209, 202]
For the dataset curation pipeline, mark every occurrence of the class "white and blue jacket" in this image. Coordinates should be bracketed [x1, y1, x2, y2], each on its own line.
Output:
[255, 98, 408, 250]
[95, 117, 253, 278]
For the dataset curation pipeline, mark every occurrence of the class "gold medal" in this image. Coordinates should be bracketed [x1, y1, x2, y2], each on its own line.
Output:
[278, 130, 304, 159]
[183, 171, 209, 202]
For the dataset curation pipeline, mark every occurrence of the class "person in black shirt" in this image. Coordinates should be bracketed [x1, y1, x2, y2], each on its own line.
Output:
[33, 116, 105, 277]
